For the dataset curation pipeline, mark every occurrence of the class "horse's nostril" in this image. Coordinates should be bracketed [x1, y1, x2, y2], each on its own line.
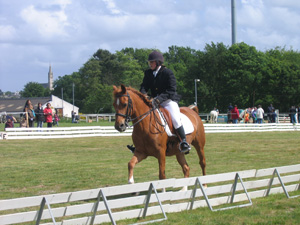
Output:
[117, 123, 126, 132]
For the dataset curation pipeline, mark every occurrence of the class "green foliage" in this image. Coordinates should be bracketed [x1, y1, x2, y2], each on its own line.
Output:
[20, 82, 50, 97]
[52, 44, 300, 113]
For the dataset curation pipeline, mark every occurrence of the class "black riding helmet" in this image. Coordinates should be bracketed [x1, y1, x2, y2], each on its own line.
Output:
[148, 51, 164, 68]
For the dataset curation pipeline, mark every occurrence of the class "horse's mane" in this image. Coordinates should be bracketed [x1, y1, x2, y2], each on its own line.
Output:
[126, 87, 152, 108]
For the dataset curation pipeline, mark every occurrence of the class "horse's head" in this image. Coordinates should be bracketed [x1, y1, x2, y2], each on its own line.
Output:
[113, 84, 132, 132]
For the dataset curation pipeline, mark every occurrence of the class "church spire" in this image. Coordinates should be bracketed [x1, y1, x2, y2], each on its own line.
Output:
[48, 64, 54, 90]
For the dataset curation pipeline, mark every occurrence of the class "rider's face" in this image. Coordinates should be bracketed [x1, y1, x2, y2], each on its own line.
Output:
[148, 61, 157, 70]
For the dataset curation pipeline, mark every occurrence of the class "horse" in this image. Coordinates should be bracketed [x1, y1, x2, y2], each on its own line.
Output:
[209, 110, 219, 123]
[113, 84, 206, 186]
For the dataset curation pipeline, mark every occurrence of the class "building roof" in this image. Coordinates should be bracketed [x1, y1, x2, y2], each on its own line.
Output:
[0, 97, 52, 112]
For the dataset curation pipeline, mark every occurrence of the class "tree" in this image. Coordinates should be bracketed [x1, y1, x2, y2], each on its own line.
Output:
[164, 46, 199, 107]
[52, 45, 300, 114]
[115, 51, 144, 89]
[20, 82, 49, 97]
[52, 74, 76, 104]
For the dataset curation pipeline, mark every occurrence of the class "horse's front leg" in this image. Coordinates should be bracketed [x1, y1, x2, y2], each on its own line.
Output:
[158, 151, 166, 180]
[157, 150, 167, 192]
[128, 152, 147, 184]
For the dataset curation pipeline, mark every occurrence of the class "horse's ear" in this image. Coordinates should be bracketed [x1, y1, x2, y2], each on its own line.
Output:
[113, 85, 118, 91]
[121, 84, 126, 94]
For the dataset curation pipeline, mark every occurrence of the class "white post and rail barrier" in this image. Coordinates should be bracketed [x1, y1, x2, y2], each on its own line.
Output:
[0, 164, 299, 225]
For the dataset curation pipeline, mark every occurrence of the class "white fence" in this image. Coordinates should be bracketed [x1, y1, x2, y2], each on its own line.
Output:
[0, 164, 299, 225]
[1, 123, 299, 140]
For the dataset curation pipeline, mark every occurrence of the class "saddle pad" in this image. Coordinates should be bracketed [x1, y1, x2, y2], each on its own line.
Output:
[157, 109, 194, 137]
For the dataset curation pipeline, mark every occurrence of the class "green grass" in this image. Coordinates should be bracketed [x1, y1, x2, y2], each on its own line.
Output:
[0, 131, 299, 224]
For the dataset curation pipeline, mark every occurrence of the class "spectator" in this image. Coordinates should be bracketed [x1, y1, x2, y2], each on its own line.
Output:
[297, 105, 300, 123]
[252, 107, 257, 123]
[244, 110, 250, 123]
[227, 103, 233, 123]
[5, 117, 14, 129]
[27, 103, 35, 127]
[43, 103, 53, 127]
[35, 103, 44, 128]
[267, 104, 274, 123]
[231, 105, 239, 124]
[271, 109, 277, 123]
[256, 105, 264, 124]
[289, 106, 296, 124]
[23, 99, 31, 127]
[54, 111, 60, 126]
[72, 111, 76, 123]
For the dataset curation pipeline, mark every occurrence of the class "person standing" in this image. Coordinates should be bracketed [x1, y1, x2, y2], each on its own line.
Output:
[54, 111, 60, 126]
[289, 106, 296, 124]
[35, 103, 45, 128]
[244, 110, 250, 123]
[227, 103, 233, 123]
[43, 103, 53, 127]
[27, 103, 35, 127]
[256, 105, 264, 124]
[139, 50, 190, 153]
[271, 109, 277, 123]
[267, 104, 274, 123]
[297, 105, 300, 123]
[231, 105, 239, 124]
[23, 99, 31, 127]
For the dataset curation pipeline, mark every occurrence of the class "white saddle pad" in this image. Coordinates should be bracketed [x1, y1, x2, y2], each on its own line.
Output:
[157, 109, 194, 137]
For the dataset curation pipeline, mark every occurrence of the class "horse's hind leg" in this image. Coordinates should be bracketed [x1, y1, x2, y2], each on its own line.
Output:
[128, 152, 147, 184]
[192, 140, 206, 176]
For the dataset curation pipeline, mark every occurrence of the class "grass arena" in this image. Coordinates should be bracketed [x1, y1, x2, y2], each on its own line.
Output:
[0, 131, 299, 224]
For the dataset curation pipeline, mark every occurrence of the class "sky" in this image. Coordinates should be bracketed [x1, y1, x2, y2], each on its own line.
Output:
[0, 0, 300, 92]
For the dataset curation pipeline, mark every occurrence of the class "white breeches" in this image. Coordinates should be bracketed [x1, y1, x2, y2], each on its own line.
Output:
[160, 99, 182, 129]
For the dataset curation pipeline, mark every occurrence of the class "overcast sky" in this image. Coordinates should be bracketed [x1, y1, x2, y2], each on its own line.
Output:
[1, 0, 299, 92]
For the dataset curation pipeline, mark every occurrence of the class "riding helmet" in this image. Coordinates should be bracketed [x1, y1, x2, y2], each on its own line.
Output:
[148, 51, 164, 63]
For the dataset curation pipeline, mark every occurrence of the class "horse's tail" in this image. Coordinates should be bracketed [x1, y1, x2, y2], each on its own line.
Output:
[188, 105, 199, 114]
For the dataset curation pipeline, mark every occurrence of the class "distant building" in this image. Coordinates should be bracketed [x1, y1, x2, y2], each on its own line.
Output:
[39, 65, 54, 90]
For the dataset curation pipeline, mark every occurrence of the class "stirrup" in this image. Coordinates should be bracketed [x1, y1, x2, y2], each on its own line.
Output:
[179, 141, 191, 153]
[127, 145, 135, 153]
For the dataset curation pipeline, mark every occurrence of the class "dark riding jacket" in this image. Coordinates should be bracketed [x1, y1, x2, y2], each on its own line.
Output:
[140, 66, 180, 103]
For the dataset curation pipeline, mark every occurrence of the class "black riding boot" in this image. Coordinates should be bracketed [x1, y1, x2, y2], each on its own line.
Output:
[176, 126, 191, 153]
[127, 144, 135, 153]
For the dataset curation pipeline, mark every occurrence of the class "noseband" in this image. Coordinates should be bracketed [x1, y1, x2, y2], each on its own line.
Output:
[115, 92, 156, 128]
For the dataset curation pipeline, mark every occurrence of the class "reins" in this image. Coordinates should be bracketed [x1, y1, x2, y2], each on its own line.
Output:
[115, 92, 157, 128]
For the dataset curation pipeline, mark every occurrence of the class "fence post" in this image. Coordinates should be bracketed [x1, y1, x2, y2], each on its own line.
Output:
[35, 197, 56, 225]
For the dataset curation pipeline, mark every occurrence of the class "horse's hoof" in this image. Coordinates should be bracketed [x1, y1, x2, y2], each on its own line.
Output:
[180, 186, 188, 192]
[131, 192, 140, 196]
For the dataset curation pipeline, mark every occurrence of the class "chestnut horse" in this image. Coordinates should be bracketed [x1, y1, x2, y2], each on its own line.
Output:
[113, 85, 206, 184]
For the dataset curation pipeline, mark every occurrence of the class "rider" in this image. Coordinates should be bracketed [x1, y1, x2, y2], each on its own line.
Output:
[127, 50, 191, 153]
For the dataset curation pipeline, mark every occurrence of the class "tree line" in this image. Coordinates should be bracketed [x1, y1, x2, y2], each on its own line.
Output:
[22, 42, 300, 113]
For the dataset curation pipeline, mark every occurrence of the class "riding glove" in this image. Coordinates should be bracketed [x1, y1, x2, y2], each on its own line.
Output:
[151, 98, 160, 108]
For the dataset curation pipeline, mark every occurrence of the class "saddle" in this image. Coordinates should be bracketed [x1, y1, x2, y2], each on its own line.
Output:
[157, 107, 194, 137]
[159, 108, 175, 133]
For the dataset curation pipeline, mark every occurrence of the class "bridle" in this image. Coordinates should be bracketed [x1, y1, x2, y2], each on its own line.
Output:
[115, 92, 156, 128]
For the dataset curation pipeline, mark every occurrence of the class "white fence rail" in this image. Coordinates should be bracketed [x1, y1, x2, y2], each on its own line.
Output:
[1, 123, 299, 140]
[0, 164, 299, 225]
